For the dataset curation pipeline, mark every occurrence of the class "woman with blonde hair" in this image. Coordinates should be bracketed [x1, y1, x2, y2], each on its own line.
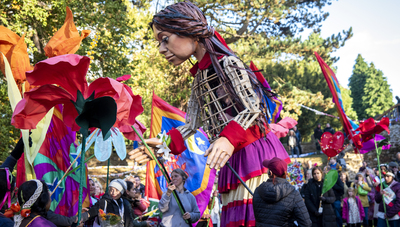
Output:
[93, 179, 104, 199]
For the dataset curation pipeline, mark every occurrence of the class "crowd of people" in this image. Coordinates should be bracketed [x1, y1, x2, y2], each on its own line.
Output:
[0, 138, 222, 227]
[299, 157, 400, 227]
[2, 135, 400, 227]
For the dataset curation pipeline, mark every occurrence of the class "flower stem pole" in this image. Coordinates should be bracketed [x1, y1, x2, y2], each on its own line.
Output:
[374, 135, 389, 226]
[106, 158, 111, 193]
[131, 126, 191, 226]
[206, 186, 217, 227]
[64, 154, 95, 178]
[77, 134, 87, 224]
[51, 154, 95, 196]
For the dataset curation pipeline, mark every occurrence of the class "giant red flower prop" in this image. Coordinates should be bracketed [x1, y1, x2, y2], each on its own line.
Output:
[11, 54, 143, 138]
[356, 117, 390, 142]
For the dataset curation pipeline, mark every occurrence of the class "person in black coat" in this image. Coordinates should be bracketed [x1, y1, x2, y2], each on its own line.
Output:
[314, 124, 323, 154]
[253, 157, 311, 227]
[304, 167, 336, 227]
[323, 123, 335, 135]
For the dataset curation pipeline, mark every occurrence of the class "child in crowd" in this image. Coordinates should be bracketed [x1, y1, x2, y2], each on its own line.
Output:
[94, 180, 104, 200]
[351, 173, 371, 226]
[329, 157, 342, 172]
[342, 187, 365, 227]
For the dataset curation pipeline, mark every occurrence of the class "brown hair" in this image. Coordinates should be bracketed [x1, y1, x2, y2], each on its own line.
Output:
[172, 168, 188, 182]
[312, 166, 323, 177]
[151, 1, 274, 130]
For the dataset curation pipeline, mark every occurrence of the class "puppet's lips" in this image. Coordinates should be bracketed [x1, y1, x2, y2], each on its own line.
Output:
[165, 55, 175, 61]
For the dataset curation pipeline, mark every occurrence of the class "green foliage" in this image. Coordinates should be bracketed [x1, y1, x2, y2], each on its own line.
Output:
[340, 86, 358, 121]
[0, 81, 20, 160]
[0, 0, 355, 148]
[0, 0, 139, 77]
[349, 54, 393, 119]
[232, 32, 352, 141]
[195, 0, 351, 48]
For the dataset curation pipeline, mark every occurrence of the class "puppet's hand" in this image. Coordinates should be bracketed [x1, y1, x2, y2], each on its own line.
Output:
[128, 138, 162, 164]
[204, 137, 234, 169]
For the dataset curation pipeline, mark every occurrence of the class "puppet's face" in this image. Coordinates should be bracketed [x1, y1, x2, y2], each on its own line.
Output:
[153, 25, 197, 66]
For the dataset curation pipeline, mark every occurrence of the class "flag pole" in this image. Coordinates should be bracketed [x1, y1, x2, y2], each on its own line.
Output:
[225, 161, 253, 196]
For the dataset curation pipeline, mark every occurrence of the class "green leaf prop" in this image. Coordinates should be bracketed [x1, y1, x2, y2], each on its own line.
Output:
[322, 170, 338, 195]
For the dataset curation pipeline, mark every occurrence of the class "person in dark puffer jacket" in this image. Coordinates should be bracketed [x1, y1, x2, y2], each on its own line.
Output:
[253, 157, 311, 227]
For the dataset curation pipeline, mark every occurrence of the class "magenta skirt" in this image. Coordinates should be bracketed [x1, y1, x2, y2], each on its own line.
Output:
[218, 132, 290, 226]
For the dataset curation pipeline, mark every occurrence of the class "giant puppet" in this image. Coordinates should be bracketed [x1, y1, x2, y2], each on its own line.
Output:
[128, 2, 296, 226]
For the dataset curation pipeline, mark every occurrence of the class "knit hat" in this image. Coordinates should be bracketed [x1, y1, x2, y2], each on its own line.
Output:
[109, 179, 127, 194]
[389, 162, 399, 168]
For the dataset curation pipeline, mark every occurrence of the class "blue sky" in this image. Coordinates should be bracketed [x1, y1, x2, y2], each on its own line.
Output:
[305, 0, 400, 102]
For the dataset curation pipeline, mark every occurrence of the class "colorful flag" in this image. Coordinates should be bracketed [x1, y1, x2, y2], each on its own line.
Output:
[314, 52, 361, 152]
[145, 93, 216, 221]
[249, 61, 282, 123]
[33, 104, 91, 217]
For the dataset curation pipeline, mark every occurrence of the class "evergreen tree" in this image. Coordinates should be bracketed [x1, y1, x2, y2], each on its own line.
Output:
[349, 54, 369, 119]
[349, 54, 393, 119]
[363, 63, 393, 118]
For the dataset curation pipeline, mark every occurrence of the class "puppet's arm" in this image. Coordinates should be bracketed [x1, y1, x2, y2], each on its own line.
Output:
[223, 56, 261, 130]
[205, 56, 261, 169]
[216, 56, 261, 149]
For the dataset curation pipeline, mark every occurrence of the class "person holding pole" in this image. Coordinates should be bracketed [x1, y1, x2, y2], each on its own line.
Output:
[304, 167, 336, 227]
[159, 169, 200, 226]
[374, 171, 400, 227]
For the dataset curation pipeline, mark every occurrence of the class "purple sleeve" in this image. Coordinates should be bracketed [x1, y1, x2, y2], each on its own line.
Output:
[386, 184, 400, 218]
